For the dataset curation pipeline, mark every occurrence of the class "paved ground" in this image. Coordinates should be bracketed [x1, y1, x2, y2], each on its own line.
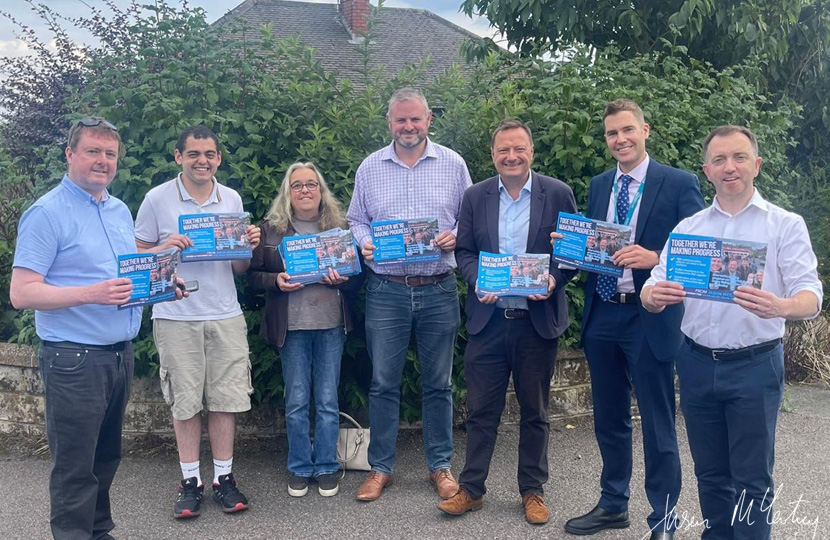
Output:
[1, 383, 828, 540]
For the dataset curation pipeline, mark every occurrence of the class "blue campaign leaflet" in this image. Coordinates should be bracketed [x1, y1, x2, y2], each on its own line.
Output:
[666, 233, 767, 302]
[280, 228, 361, 285]
[552, 212, 632, 277]
[118, 247, 179, 309]
[371, 218, 441, 264]
[179, 213, 252, 262]
[477, 252, 551, 297]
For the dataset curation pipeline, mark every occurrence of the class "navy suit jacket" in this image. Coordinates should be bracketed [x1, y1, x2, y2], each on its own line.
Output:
[456, 172, 578, 340]
[582, 159, 705, 360]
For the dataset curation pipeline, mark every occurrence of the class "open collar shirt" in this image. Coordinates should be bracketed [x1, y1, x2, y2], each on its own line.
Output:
[347, 139, 472, 276]
[606, 155, 650, 294]
[496, 172, 532, 310]
[134, 174, 244, 321]
[13, 176, 141, 344]
[647, 189, 823, 349]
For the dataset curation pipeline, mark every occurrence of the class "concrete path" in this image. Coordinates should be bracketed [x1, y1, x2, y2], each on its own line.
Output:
[1, 383, 828, 539]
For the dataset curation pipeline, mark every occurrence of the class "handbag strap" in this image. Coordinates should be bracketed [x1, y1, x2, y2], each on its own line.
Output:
[337, 412, 366, 464]
[338, 411, 363, 430]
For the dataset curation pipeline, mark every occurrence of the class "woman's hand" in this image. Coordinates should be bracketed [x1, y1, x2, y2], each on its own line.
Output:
[277, 272, 304, 292]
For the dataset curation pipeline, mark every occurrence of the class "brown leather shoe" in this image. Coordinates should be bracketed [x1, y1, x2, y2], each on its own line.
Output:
[355, 471, 393, 502]
[429, 468, 459, 499]
[437, 488, 483, 515]
[522, 493, 549, 525]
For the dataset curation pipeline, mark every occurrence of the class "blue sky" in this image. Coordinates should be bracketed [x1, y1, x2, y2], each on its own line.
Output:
[0, 0, 495, 57]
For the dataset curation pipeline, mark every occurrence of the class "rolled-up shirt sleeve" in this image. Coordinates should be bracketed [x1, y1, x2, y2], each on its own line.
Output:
[777, 215, 823, 317]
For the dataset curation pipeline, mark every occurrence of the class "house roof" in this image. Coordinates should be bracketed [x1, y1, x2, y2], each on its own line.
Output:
[214, 0, 477, 83]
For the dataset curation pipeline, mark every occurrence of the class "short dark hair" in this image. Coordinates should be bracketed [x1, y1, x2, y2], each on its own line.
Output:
[602, 99, 646, 125]
[67, 116, 123, 154]
[176, 125, 220, 154]
[491, 119, 534, 148]
[702, 125, 759, 162]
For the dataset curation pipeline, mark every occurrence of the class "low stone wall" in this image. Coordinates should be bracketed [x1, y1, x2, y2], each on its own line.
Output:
[0, 343, 593, 437]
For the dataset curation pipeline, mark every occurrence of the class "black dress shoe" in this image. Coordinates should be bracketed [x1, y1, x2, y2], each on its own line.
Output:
[650, 532, 673, 540]
[564, 505, 630, 535]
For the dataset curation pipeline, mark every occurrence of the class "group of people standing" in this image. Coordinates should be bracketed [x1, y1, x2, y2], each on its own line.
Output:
[9, 86, 822, 540]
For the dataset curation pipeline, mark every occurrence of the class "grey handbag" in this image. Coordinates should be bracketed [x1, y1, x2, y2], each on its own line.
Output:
[336, 412, 371, 471]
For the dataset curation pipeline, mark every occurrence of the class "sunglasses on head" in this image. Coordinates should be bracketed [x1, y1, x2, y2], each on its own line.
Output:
[76, 117, 119, 132]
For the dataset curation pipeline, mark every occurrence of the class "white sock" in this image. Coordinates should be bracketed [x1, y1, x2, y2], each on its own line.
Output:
[180, 460, 201, 486]
[213, 457, 233, 484]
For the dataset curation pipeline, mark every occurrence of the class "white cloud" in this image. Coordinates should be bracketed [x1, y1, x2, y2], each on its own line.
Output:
[0, 39, 32, 58]
[435, 11, 495, 39]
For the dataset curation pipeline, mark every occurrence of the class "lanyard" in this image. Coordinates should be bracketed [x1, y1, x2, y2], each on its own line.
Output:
[612, 175, 645, 226]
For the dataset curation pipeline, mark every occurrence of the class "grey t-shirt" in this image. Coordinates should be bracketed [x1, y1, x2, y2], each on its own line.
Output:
[287, 218, 344, 331]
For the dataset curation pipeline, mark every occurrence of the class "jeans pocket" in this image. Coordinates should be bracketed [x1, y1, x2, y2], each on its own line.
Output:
[159, 367, 175, 406]
[436, 275, 458, 294]
[366, 275, 385, 293]
[46, 349, 88, 373]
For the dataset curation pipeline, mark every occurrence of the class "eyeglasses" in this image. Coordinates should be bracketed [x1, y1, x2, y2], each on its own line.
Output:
[75, 117, 119, 132]
[290, 181, 320, 192]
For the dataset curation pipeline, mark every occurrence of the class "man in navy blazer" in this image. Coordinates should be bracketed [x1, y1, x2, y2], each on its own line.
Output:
[438, 120, 577, 525]
[562, 100, 704, 539]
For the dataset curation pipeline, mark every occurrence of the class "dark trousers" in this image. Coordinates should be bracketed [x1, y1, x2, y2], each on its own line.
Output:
[583, 300, 681, 532]
[38, 343, 134, 540]
[677, 339, 784, 540]
[458, 312, 558, 500]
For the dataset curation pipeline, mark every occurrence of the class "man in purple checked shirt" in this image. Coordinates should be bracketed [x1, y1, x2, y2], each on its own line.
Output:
[347, 87, 472, 504]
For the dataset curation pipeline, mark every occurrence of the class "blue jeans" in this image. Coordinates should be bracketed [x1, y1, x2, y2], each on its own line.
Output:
[278, 327, 345, 477]
[365, 273, 460, 474]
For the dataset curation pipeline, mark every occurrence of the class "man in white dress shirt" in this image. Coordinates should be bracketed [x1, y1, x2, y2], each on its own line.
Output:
[642, 125, 823, 539]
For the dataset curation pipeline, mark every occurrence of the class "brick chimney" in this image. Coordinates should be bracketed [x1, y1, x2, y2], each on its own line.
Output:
[340, 0, 371, 38]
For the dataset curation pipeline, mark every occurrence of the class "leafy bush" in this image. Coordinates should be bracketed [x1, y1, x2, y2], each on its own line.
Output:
[0, 2, 807, 422]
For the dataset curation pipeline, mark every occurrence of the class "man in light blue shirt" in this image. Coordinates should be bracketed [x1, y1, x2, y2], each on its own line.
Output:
[443, 119, 577, 525]
[10, 117, 181, 540]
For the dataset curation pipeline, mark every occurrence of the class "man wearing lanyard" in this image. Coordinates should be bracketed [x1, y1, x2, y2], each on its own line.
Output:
[642, 125, 822, 539]
[561, 99, 704, 539]
[440, 119, 577, 524]
[347, 87, 473, 502]
[10, 117, 184, 539]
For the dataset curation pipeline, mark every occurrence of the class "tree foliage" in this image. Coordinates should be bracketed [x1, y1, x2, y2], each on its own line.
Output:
[0, 2, 804, 419]
[460, 0, 812, 66]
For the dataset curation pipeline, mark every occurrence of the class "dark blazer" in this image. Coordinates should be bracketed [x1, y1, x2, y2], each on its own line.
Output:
[249, 219, 364, 348]
[456, 172, 578, 340]
[582, 159, 705, 360]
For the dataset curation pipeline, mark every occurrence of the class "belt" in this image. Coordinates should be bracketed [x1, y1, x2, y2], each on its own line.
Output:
[685, 337, 782, 361]
[497, 308, 530, 319]
[607, 292, 638, 304]
[381, 271, 453, 287]
[42, 340, 128, 352]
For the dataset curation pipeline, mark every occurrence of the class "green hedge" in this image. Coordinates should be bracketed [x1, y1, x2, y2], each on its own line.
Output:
[0, 3, 802, 421]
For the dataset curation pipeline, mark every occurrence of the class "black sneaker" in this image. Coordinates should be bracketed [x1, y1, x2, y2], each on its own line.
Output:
[174, 477, 203, 519]
[288, 474, 309, 497]
[317, 472, 340, 497]
[212, 473, 249, 513]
